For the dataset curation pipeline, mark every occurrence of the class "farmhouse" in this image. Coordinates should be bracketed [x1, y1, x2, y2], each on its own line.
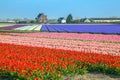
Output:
[36, 13, 48, 23]
[58, 17, 66, 24]
[80, 18, 92, 23]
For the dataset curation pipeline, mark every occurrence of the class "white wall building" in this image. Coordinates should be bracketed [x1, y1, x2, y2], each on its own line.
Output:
[91, 18, 120, 23]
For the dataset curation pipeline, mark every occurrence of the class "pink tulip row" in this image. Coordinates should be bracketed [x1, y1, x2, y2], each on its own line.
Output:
[0, 35, 120, 56]
[5, 32, 120, 42]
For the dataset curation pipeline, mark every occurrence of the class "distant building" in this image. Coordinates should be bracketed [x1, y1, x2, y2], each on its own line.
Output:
[58, 17, 66, 24]
[36, 13, 48, 23]
[7, 20, 16, 23]
[84, 18, 91, 23]
[80, 18, 91, 23]
[91, 18, 120, 23]
[0, 20, 15, 23]
[80, 18, 120, 23]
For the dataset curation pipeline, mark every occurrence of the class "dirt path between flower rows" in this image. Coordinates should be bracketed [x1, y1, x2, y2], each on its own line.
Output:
[63, 72, 120, 80]
[0, 72, 120, 80]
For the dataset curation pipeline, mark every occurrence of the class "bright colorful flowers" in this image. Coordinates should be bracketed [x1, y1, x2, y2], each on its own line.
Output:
[7, 32, 120, 42]
[0, 32, 120, 79]
[0, 42, 120, 79]
[0, 34, 119, 56]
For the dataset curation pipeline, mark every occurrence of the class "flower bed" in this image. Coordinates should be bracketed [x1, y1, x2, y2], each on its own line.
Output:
[0, 24, 29, 30]
[0, 35, 120, 55]
[0, 42, 120, 80]
[7, 32, 120, 42]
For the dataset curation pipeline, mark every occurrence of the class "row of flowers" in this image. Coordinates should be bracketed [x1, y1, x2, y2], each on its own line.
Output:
[0, 35, 120, 56]
[4, 32, 120, 42]
[14, 25, 42, 31]
[0, 42, 120, 80]
[0, 24, 29, 30]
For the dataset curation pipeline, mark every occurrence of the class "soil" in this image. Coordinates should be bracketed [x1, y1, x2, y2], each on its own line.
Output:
[0, 72, 120, 80]
[62, 72, 120, 80]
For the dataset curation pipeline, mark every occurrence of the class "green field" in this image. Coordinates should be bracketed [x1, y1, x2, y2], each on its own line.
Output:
[0, 23, 14, 27]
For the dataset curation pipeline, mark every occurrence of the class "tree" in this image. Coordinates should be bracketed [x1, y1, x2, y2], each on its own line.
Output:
[30, 20, 35, 23]
[13, 18, 21, 23]
[66, 14, 73, 24]
[74, 19, 80, 24]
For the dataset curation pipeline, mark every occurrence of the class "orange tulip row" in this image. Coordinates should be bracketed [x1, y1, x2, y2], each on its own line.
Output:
[0, 42, 120, 77]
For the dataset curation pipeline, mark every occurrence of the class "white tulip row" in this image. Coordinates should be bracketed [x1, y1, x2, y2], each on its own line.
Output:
[14, 25, 42, 31]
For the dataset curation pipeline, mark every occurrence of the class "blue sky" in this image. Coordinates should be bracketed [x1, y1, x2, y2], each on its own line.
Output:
[0, 0, 120, 19]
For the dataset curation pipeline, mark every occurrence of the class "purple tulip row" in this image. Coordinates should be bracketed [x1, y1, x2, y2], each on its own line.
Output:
[41, 24, 120, 34]
[0, 24, 29, 30]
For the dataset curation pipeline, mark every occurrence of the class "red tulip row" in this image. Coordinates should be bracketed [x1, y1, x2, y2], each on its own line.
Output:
[0, 42, 120, 78]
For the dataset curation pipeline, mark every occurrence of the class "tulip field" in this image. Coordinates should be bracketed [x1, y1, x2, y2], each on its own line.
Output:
[0, 31, 120, 80]
[0, 24, 120, 80]
[0, 24, 120, 34]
